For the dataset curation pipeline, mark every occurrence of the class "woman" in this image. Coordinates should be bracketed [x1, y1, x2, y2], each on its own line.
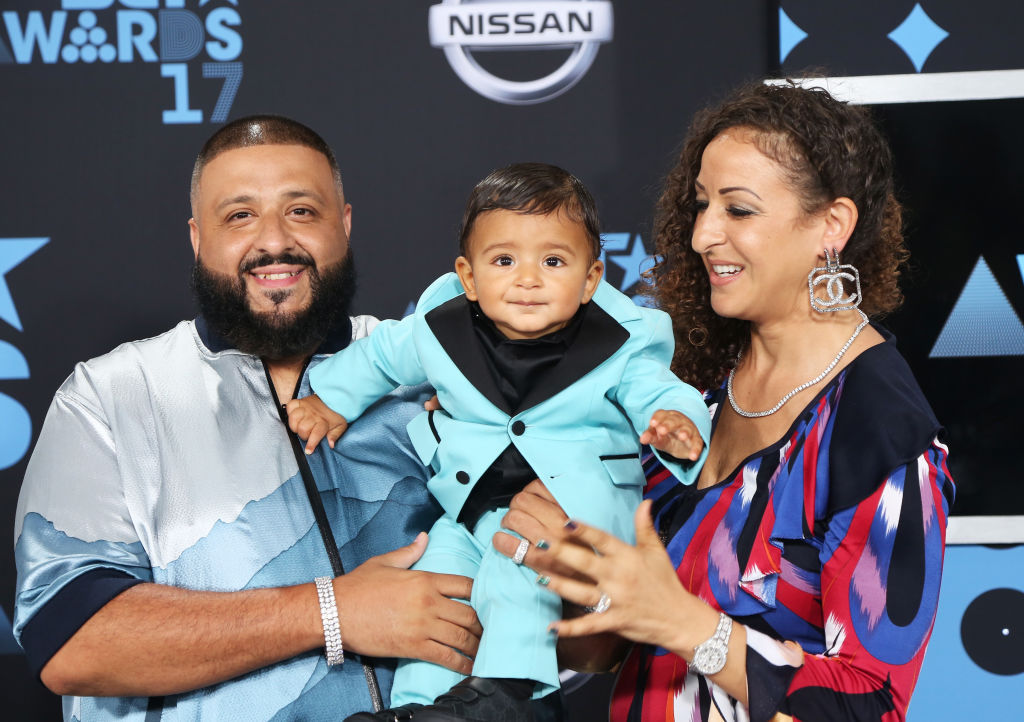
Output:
[497, 81, 955, 722]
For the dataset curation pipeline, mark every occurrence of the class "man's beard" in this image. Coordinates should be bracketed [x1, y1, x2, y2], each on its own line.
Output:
[191, 249, 356, 360]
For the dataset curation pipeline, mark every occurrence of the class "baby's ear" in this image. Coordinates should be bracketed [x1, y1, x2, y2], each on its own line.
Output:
[455, 256, 478, 301]
[582, 259, 604, 303]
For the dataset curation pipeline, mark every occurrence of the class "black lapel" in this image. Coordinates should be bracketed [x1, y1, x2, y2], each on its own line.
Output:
[425, 295, 514, 415]
[518, 301, 629, 411]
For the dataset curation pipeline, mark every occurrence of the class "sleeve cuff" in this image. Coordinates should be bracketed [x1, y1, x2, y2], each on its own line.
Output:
[743, 626, 802, 722]
[20, 568, 144, 678]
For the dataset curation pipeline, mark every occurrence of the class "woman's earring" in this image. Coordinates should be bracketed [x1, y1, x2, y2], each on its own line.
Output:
[808, 247, 862, 313]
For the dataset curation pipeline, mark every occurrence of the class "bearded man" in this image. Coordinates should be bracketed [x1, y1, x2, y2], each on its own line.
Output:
[12, 116, 484, 721]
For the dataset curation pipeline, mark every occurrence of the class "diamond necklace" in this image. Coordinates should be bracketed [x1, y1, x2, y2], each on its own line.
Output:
[727, 310, 870, 418]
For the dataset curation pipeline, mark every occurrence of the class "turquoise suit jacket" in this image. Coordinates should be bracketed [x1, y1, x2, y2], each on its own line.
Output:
[311, 272, 711, 543]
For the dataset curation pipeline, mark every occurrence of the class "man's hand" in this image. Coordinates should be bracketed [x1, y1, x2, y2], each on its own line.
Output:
[285, 394, 349, 454]
[639, 409, 705, 462]
[334, 532, 481, 674]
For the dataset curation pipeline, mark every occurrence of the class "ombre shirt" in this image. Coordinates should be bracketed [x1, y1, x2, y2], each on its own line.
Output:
[13, 317, 440, 721]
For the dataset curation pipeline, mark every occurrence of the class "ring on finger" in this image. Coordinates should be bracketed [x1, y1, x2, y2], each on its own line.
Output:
[588, 592, 611, 614]
[512, 538, 530, 566]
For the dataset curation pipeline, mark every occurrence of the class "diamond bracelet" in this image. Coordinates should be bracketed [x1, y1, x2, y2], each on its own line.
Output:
[314, 576, 344, 666]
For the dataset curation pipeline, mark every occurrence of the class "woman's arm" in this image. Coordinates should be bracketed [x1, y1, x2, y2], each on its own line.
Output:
[500, 438, 953, 722]
[758, 440, 954, 722]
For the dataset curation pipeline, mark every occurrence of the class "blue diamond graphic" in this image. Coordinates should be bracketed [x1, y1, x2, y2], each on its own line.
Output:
[930, 256, 1024, 357]
[778, 6, 808, 64]
[888, 3, 948, 73]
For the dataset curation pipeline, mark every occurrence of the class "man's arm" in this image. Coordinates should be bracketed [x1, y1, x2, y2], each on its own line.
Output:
[17, 369, 477, 698]
[42, 533, 480, 697]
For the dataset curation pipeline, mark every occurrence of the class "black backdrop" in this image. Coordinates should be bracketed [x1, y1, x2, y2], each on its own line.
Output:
[2, 2, 1021, 718]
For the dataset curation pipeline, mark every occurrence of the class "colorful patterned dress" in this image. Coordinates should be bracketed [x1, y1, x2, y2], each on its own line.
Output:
[611, 333, 955, 722]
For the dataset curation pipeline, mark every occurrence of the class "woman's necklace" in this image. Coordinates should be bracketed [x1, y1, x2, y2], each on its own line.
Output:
[727, 310, 870, 418]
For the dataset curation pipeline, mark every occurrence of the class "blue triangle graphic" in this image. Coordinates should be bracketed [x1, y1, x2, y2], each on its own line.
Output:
[778, 6, 808, 64]
[930, 256, 1024, 357]
[0, 607, 22, 654]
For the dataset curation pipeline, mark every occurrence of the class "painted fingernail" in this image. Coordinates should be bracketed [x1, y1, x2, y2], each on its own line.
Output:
[548, 624, 559, 635]
[536, 575, 551, 586]
[563, 520, 578, 531]
[535, 539, 550, 550]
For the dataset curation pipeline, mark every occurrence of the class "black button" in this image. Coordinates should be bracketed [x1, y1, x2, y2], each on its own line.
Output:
[456, 470, 470, 485]
[511, 420, 526, 436]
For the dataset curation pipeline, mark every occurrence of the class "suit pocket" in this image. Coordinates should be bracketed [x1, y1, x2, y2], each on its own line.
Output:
[406, 409, 446, 469]
[599, 453, 645, 487]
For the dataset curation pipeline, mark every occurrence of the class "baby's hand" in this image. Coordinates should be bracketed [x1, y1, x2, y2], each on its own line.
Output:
[285, 394, 349, 454]
[639, 409, 705, 462]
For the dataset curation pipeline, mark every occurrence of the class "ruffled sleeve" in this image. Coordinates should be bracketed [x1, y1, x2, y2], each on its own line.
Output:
[745, 438, 954, 722]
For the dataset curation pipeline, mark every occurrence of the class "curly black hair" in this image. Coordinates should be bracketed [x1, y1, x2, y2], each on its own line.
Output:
[651, 80, 908, 390]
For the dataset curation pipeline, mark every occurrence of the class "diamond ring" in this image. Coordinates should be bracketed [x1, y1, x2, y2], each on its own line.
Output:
[593, 593, 611, 614]
[512, 538, 530, 566]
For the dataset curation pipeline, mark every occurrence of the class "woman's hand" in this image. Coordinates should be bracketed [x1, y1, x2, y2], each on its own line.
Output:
[519, 500, 708, 654]
[495, 481, 630, 671]
[493, 480, 583, 580]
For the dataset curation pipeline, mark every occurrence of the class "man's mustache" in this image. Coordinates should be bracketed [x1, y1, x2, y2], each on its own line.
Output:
[239, 253, 315, 274]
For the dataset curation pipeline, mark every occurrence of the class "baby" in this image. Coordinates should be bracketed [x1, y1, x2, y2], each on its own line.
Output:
[287, 163, 711, 721]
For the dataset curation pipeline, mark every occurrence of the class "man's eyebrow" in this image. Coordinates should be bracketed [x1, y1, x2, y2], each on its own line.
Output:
[215, 194, 254, 213]
[214, 189, 328, 213]
[282, 188, 327, 204]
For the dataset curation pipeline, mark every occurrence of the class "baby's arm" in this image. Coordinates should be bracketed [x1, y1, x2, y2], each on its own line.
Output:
[286, 394, 349, 454]
[639, 410, 705, 462]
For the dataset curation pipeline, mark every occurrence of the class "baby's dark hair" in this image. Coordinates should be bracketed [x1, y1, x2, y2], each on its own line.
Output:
[458, 162, 602, 260]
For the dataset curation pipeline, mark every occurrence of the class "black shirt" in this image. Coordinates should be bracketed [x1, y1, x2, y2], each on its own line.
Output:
[457, 302, 588, 530]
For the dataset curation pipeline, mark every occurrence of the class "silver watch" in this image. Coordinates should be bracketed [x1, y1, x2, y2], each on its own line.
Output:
[690, 612, 732, 676]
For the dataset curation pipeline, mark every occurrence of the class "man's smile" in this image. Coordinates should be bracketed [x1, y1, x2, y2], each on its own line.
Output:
[248, 265, 307, 288]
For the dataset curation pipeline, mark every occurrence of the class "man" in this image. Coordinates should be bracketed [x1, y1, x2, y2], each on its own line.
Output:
[12, 116, 483, 720]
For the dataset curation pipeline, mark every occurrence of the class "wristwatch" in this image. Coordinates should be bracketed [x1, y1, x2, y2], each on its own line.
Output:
[690, 612, 733, 676]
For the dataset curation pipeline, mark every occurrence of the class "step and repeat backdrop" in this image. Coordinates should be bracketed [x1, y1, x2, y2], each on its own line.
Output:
[1, 1, 1021, 718]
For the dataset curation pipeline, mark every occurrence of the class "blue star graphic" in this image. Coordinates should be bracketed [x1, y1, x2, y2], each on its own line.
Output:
[607, 234, 653, 292]
[0, 238, 48, 331]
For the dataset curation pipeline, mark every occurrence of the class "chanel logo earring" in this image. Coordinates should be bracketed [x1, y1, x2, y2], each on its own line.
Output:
[808, 247, 862, 313]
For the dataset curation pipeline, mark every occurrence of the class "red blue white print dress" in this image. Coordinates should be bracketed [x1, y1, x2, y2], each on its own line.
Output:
[611, 331, 955, 722]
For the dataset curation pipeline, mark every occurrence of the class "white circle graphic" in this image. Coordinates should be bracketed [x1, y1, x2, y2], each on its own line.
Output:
[429, 0, 614, 105]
